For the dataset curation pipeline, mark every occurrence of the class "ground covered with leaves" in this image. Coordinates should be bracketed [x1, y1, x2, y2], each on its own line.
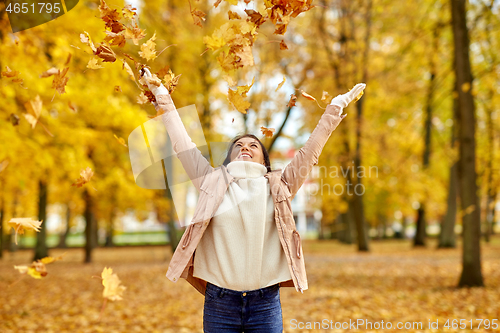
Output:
[1, 238, 499, 333]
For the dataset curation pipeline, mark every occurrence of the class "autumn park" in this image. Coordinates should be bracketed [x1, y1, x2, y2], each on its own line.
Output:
[0, 0, 499, 332]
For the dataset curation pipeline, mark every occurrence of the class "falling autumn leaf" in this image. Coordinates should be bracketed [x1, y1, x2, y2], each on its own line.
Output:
[87, 58, 104, 69]
[191, 8, 206, 27]
[1, 66, 19, 78]
[114, 86, 122, 92]
[461, 82, 471, 93]
[101, 267, 126, 301]
[71, 167, 94, 188]
[139, 33, 157, 62]
[287, 94, 297, 107]
[80, 31, 97, 53]
[124, 23, 146, 45]
[261, 126, 275, 138]
[228, 78, 255, 114]
[300, 89, 316, 101]
[274, 24, 287, 35]
[8, 218, 43, 245]
[122, 4, 136, 20]
[137, 92, 149, 104]
[14, 254, 65, 279]
[95, 43, 117, 62]
[121, 60, 135, 81]
[23, 95, 43, 129]
[114, 134, 128, 147]
[280, 40, 288, 50]
[321, 91, 332, 102]
[40, 67, 69, 94]
[276, 75, 286, 92]
[228, 10, 241, 20]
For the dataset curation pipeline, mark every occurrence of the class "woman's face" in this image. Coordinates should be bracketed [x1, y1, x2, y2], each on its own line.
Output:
[230, 137, 265, 165]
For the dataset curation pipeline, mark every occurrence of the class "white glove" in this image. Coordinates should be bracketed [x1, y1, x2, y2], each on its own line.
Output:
[140, 68, 169, 96]
[330, 83, 366, 108]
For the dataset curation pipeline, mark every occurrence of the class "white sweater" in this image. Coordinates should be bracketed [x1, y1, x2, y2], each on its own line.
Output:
[192, 161, 291, 291]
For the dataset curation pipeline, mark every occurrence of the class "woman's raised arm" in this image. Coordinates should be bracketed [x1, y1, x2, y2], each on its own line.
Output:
[140, 68, 214, 191]
[281, 83, 366, 197]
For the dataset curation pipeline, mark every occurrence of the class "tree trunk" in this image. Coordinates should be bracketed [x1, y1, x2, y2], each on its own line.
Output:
[105, 208, 115, 247]
[439, 162, 458, 248]
[339, 209, 353, 244]
[0, 206, 3, 259]
[414, 206, 426, 246]
[439, 79, 459, 248]
[33, 180, 49, 261]
[450, 0, 484, 287]
[58, 204, 72, 248]
[415, 26, 440, 247]
[484, 91, 495, 243]
[84, 188, 95, 263]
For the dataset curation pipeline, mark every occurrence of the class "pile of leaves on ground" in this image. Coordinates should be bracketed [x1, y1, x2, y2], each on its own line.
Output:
[0, 238, 499, 332]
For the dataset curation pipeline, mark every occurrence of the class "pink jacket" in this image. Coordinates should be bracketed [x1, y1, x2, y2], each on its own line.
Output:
[156, 93, 344, 295]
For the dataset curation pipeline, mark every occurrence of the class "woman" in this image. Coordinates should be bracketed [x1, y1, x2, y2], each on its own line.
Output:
[141, 68, 365, 333]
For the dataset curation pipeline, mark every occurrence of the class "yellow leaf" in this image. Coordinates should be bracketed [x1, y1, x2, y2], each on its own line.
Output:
[80, 31, 97, 53]
[27, 267, 44, 279]
[276, 76, 286, 92]
[101, 267, 126, 301]
[122, 60, 135, 81]
[8, 218, 43, 245]
[226, 0, 238, 4]
[87, 58, 104, 69]
[321, 91, 332, 102]
[23, 95, 42, 129]
[122, 4, 137, 20]
[114, 86, 122, 92]
[137, 92, 149, 104]
[139, 32, 157, 61]
[461, 82, 471, 93]
[228, 90, 251, 114]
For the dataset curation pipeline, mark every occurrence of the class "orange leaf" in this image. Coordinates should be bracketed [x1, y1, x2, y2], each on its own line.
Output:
[300, 89, 316, 101]
[287, 94, 297, 107]
[71, 167, 94, 188]
[228, 10, 241, 20]
[279, 40, 288, 50]
[191, 8, 206, 27]
[261, 126, 275, 138]
[1, 66, 19, 78]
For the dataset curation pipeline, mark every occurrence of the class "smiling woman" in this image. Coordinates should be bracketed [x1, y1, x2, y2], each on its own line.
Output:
[139, 67, 365, 333]
[222, 134, 272, 172]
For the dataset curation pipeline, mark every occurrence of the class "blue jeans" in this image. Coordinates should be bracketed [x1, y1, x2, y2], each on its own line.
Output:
[203, 282, 283, 333]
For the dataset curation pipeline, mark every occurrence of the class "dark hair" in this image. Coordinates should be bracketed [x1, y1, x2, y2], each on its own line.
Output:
[222, 134, 272, 173]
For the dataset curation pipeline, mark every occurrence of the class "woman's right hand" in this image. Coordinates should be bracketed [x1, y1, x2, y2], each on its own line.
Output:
[139, 68, 169, 97]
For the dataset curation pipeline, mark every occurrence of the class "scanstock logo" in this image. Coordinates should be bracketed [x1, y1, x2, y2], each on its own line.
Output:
[4, 0, 79, 33]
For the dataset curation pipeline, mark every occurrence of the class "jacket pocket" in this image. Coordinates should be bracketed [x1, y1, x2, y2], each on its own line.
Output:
[292, 230, 302, 259]
[181, 224, 194, 249]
